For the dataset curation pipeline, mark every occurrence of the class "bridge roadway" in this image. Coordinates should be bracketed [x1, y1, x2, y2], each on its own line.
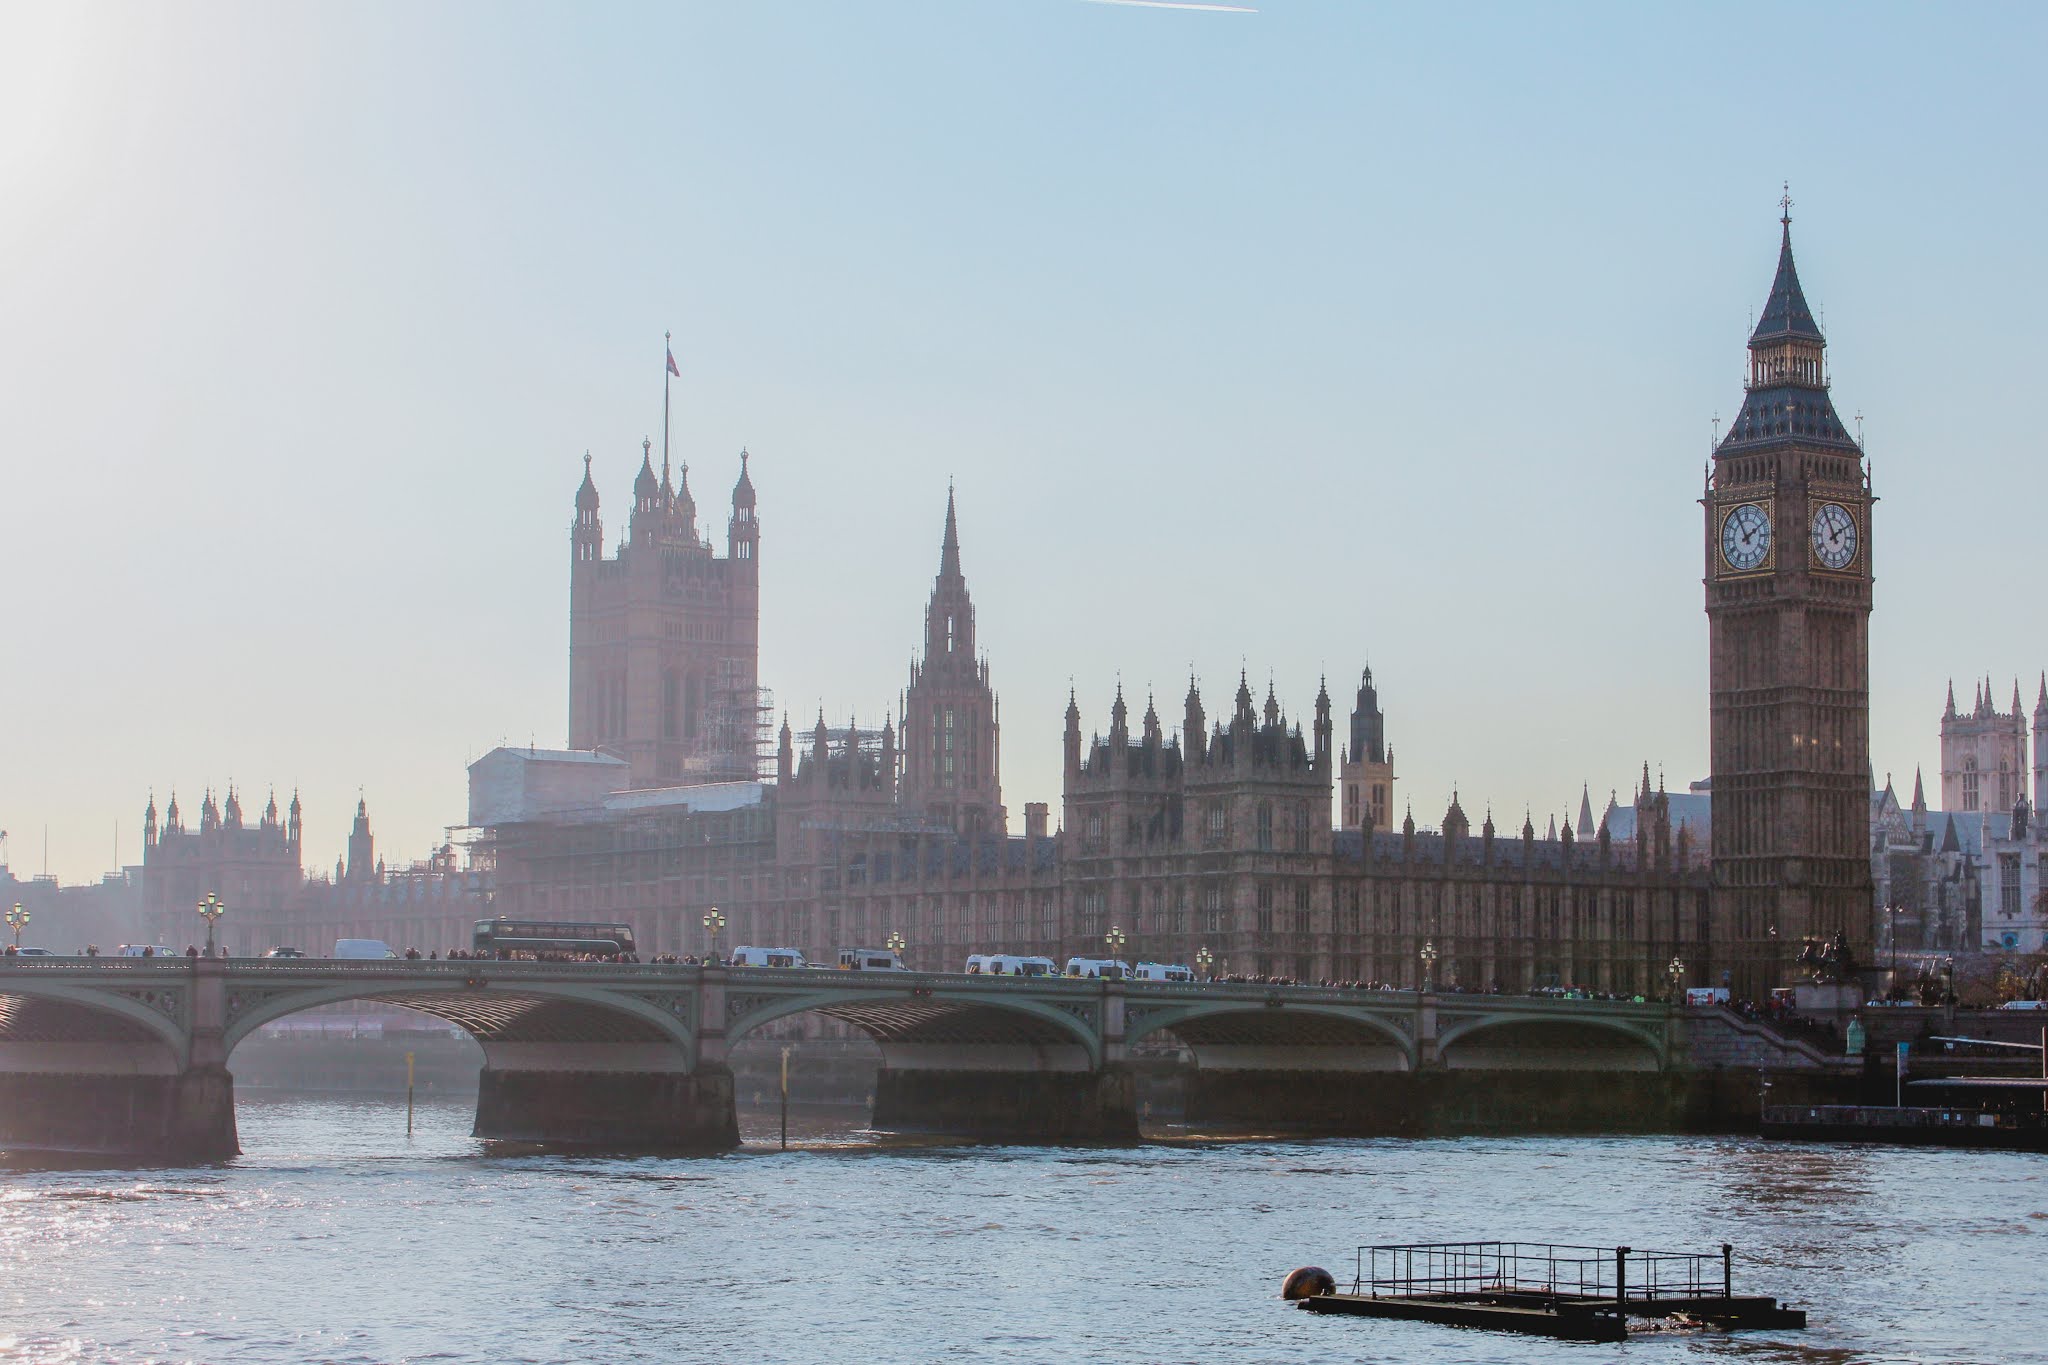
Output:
[0, 958, 1684, 1161]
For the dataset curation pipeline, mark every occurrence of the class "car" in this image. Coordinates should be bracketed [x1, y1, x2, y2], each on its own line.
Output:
[1997, 999, 2047, 1010]
[12, 946, 57, 956]
[263, 947, 306, 959]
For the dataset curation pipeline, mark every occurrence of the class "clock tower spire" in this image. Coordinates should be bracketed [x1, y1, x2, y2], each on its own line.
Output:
[1704, 199, 1875, 996]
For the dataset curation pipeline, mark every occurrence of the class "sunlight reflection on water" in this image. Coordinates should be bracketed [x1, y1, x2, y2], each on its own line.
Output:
[1, 1095, 2040, 1365]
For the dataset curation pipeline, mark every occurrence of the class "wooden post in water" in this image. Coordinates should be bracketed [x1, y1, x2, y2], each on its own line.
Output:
[1614, 1246, 1629, 1326]
[406, 1051, 415, 1137]
[1722, 1243, 1733, 1300]
[780, 1045, 791, 1150]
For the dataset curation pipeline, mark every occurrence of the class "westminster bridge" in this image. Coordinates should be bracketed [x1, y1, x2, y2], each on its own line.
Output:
[0, 958, 1702, 1161]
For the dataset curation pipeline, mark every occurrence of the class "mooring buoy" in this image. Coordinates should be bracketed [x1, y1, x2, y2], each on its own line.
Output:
[1282, 1266, 1336, 1300]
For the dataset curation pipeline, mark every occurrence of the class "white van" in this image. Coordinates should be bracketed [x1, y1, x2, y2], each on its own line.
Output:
[730, 945, 807, 969]
[334, 938, 398, 959]
[839, 948, 908, 971]
[1133, 962, 1195, 983]
[985, 954, 1057, 977]
[1065, 956, 1133, 980]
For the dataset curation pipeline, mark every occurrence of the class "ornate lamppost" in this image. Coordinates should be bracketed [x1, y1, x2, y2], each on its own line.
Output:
[197, 892, 225, 956]
[5, 902, 27, 950]
[1195, 946, 1214, 981]
[1667, 955, 1686, 1005]
[1106, 924, 1127, 964]
[1419, 939, 1438, 993]
[886, 930, 906, 966]
[702, 907, 726, 962]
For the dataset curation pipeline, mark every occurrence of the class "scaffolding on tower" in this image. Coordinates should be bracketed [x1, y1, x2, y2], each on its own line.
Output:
[686, 684, 775, 784]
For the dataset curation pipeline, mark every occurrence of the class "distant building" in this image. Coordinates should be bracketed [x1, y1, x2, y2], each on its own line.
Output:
[138, 788, 484, 955]
[463, 493, 1709, 995]
[1940, 677, 2034, 814]
[568, 444, 765, 788]
[1873, 675, 2048, 966]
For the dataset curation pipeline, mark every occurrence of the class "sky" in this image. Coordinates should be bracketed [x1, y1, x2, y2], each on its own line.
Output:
[3, 1, 2045, 886]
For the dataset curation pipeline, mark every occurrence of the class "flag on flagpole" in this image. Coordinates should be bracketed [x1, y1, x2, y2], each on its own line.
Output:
[666, 348, 681, 377]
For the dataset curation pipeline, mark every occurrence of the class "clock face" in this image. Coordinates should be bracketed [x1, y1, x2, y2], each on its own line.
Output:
[1811, 502, 1858, 570]
[1720, 502, 1772, 571]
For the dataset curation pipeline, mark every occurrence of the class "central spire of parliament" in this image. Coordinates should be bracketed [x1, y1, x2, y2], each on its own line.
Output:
[900, 487, 1003, 837]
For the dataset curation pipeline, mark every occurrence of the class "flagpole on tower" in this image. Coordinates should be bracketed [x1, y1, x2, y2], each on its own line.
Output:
[661, 330, 673, 492]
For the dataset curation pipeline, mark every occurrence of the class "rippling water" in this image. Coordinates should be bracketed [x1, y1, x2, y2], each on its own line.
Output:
[2, 1096, 2042, 1364]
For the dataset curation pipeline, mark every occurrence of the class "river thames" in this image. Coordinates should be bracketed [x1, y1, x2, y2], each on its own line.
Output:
[2, 1096, 2041, 1364]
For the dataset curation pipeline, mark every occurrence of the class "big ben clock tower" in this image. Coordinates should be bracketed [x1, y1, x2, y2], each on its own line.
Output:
[1705, 197, 1874, 996]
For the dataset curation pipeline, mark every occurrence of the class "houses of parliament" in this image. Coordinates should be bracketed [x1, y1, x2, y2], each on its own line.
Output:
[140, 212, 1886, 999]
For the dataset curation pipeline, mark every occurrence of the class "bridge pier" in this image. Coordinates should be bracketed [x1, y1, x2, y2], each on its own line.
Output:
[871, 1064, 1140, 1144]
[472, 1064, 738, 1151]
[0, 1065, 240, 1163]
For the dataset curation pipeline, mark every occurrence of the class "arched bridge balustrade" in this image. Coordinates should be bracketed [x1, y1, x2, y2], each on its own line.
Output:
[1, 960, 1682, 1159]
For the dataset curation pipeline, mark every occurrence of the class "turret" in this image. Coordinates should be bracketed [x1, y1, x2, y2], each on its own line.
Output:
[1183, 677, 1206, 764]
[1443, 792, 1469, 844]
[573, 453, 602, 565]
[144, 792, 158, 850]
[669, 461, 698, 544]
[261, 790, 279, 831]
[727, 450, 758, 566]
[630, 438, 659, 547]
[1109, 683, 1129, 749]
[777, 714, 794, 784]
[1313, 676, 1332, 773]
[224, 787, 243, 831]
[1141, 690, 1161, 749]
[346, 797, 374, 883]
[1064, 689, 1082, 779]
[287, 790, 302, 850]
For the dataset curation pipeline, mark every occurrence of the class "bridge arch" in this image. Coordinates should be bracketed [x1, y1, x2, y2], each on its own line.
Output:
[1435, 1010, 1667, 1071]
[1127, 1000, 1418, 1071]
[0, 976, 190, 1067]
[222, 976, 695, 1060]
[724, 985, 1102, 1069]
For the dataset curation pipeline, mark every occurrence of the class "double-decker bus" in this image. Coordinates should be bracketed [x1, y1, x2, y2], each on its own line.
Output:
[472, 918, 637, 959]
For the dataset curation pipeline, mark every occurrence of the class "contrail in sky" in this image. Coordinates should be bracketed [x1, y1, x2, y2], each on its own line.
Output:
[1083, 0, 1259, 12]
